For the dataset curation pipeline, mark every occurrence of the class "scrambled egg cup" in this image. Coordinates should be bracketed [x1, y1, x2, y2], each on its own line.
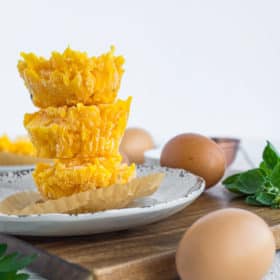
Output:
[18, 46, 124, 108]
[0, 135, 49, 165]
[33, 157, 136, 199]
[24, 98, 131, 159]
[0, 135, 35, 156]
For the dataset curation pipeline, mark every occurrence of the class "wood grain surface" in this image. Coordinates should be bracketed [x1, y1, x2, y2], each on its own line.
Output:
[18, 184, 280, 280]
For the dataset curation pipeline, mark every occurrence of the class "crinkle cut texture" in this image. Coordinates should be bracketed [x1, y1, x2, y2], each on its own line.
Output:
[33, 157, 136, 199]
[24, 98, 132, 159]
[18, 46, 125, 108]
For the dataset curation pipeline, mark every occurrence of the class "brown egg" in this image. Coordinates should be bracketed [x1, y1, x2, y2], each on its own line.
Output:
[176, 208, 275, 280]
[120, 128, 154, 164]
[160, 133, 226, 188]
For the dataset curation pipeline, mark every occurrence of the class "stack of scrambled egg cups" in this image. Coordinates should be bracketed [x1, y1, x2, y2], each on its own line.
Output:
[18, 47, 136, 200]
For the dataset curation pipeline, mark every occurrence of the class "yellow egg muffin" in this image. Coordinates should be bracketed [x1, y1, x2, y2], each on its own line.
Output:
[33, 157, 136, 199]
[24, 98, 131, 159]
[18, 46, 124, 108]
[0, 135, 35, 156]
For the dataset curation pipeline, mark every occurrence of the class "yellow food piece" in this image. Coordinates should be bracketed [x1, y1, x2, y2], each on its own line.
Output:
[0, 135, 35, 156]
[24, 98, 131, 159]
[18, 46, 125, 108]
[33, 157, 136, 199]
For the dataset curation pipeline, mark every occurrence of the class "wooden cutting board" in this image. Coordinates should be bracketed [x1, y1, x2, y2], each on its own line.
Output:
[20, 184, 280, 280]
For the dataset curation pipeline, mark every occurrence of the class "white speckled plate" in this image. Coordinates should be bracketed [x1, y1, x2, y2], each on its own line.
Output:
[0, 165, 205, 236]
[144, 148, 162, 165]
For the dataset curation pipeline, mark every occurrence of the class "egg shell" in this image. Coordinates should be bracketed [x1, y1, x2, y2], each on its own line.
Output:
[120, 128, 154, 164]
[176, 208, 275, 280]
[160, 133, 226, 187]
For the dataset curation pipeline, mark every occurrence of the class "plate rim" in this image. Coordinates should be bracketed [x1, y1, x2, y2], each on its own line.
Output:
[0, 165, 35, 172]
[0, 180, 204, 221]
[0, 166, 205, 221]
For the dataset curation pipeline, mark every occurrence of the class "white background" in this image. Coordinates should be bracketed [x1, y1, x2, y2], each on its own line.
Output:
[0, 0, 279, 144]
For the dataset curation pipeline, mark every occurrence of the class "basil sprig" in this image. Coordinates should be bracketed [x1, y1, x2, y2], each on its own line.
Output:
[223, 141, 280, 208]
[0, 243, 36, 280]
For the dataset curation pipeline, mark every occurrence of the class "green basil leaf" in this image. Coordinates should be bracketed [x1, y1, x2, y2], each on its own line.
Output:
[0, 244, 35, 279]
[222, 173, 245, 194]
[15, 273, 30, 280]
[271, 162, 280, 188]
[0, 253, 36, 273]
[0, 252, 19, 272]
[222, 173, 242, 185]
[0, 271, 18, 280]
[11, 254, 37, 272]
[225, 184, 244, 194]
[259, 161, 273, 176]
[256, 192, 276, 206]
[245, 195, 263, 206]
[238, 169, 265, 194]
[223, 141, 280, 208]
[0, 244, 7, 258]
[263, 141, 279, 170]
